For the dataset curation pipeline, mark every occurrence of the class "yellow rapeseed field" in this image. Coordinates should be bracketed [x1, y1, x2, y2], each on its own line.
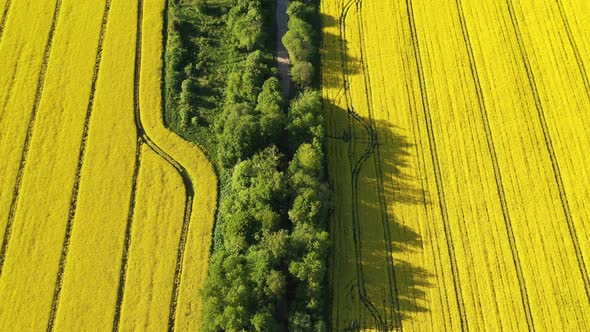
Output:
[118, 145, 186, 330]
[0, 1, 107, 328]
[141, 0, 218, 328]
[0, 0, 217, 330]
[323, 0, 590, 330]
[0, 0, 59, 236]
[51, 0, 138, 328]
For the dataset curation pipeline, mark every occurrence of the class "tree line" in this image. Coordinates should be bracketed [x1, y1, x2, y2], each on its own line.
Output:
[282, 1, 329, 329]
[164, 0, 329, 330]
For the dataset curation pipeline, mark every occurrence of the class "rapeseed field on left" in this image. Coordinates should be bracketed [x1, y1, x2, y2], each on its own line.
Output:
[0, 0, 217, 330]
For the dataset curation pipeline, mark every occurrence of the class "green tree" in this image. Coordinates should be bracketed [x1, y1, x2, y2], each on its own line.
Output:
[231, 147, 286, 210]
[287, 90, 325, 151]
[286, 140, 330, 331]
[227, 0, 264, 50]
[256, 77, 286, 142]
[201, 252, 255, 331]
[282, 21, 313, 63]
[165, 34, 188, 91]
[251, 311, 279, 331]
[216, 103, 259, 167]
[203, 148, 288, 330]
[291, 61, 314, 88]
[241, 51, 272, 103]
[225, 51, 273, 106]
[287, 1, 311, 19]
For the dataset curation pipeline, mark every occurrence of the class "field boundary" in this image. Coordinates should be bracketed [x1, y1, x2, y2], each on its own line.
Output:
[46, 1, 113, 328]
[0, 0, 63, 279]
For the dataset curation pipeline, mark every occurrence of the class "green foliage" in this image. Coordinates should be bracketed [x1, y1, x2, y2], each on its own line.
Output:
[289, 310, 327, 332]
[202, 148, 289, 331]
[165, 33, 188, 93]
[287, 90, 325, 152]
[286, 141, 330, 329]
[227, 0, 265, 51]
[289, 311, 313, 331]
[289, 140, 324, 177]
[216, 63, 285, 167]
[282, 22, 313, 63]
[201, 252, 255, 331]
[225, 51, 274, 106]
[178, 65, 201, 128]
[283, 0, 319, 93]
[291, 61, 314, 88]
[251, 311, 278, 331]
[216, 103, 259, 167]
[164, 0, 232, 149]
[263, 229, 290, 262]
[197, 0, 330, 329]
[286, 1, 310, 19]
[256, 77, 287, 142]
[230, 147, 286, 215]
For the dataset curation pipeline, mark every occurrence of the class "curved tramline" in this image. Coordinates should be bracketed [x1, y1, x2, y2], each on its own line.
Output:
[1, 0, 589, 329]
[336, 0, 389, 329]
[113, 0, 198, 330]
[356, 1, 406, 328]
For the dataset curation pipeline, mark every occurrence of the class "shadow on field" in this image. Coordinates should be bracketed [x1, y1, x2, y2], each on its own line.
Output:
[371, 118, 433, 324]
[325, 71, 432, 331]
[321, 14, 361, 90]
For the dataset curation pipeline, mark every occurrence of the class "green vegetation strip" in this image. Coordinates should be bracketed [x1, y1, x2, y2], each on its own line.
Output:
[163, 0, 330, 329]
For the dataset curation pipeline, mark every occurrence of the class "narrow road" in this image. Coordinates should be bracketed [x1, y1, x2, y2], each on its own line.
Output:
[276, 0, 290, 99]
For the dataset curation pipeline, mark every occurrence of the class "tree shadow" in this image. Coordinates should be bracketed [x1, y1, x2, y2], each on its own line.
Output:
[323, 13, 434, 324]
[371, 117, 432, 324]
[320, 13, 361, 90]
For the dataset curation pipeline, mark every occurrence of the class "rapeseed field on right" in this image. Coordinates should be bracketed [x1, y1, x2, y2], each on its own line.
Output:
[322, 0, 590, 330]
